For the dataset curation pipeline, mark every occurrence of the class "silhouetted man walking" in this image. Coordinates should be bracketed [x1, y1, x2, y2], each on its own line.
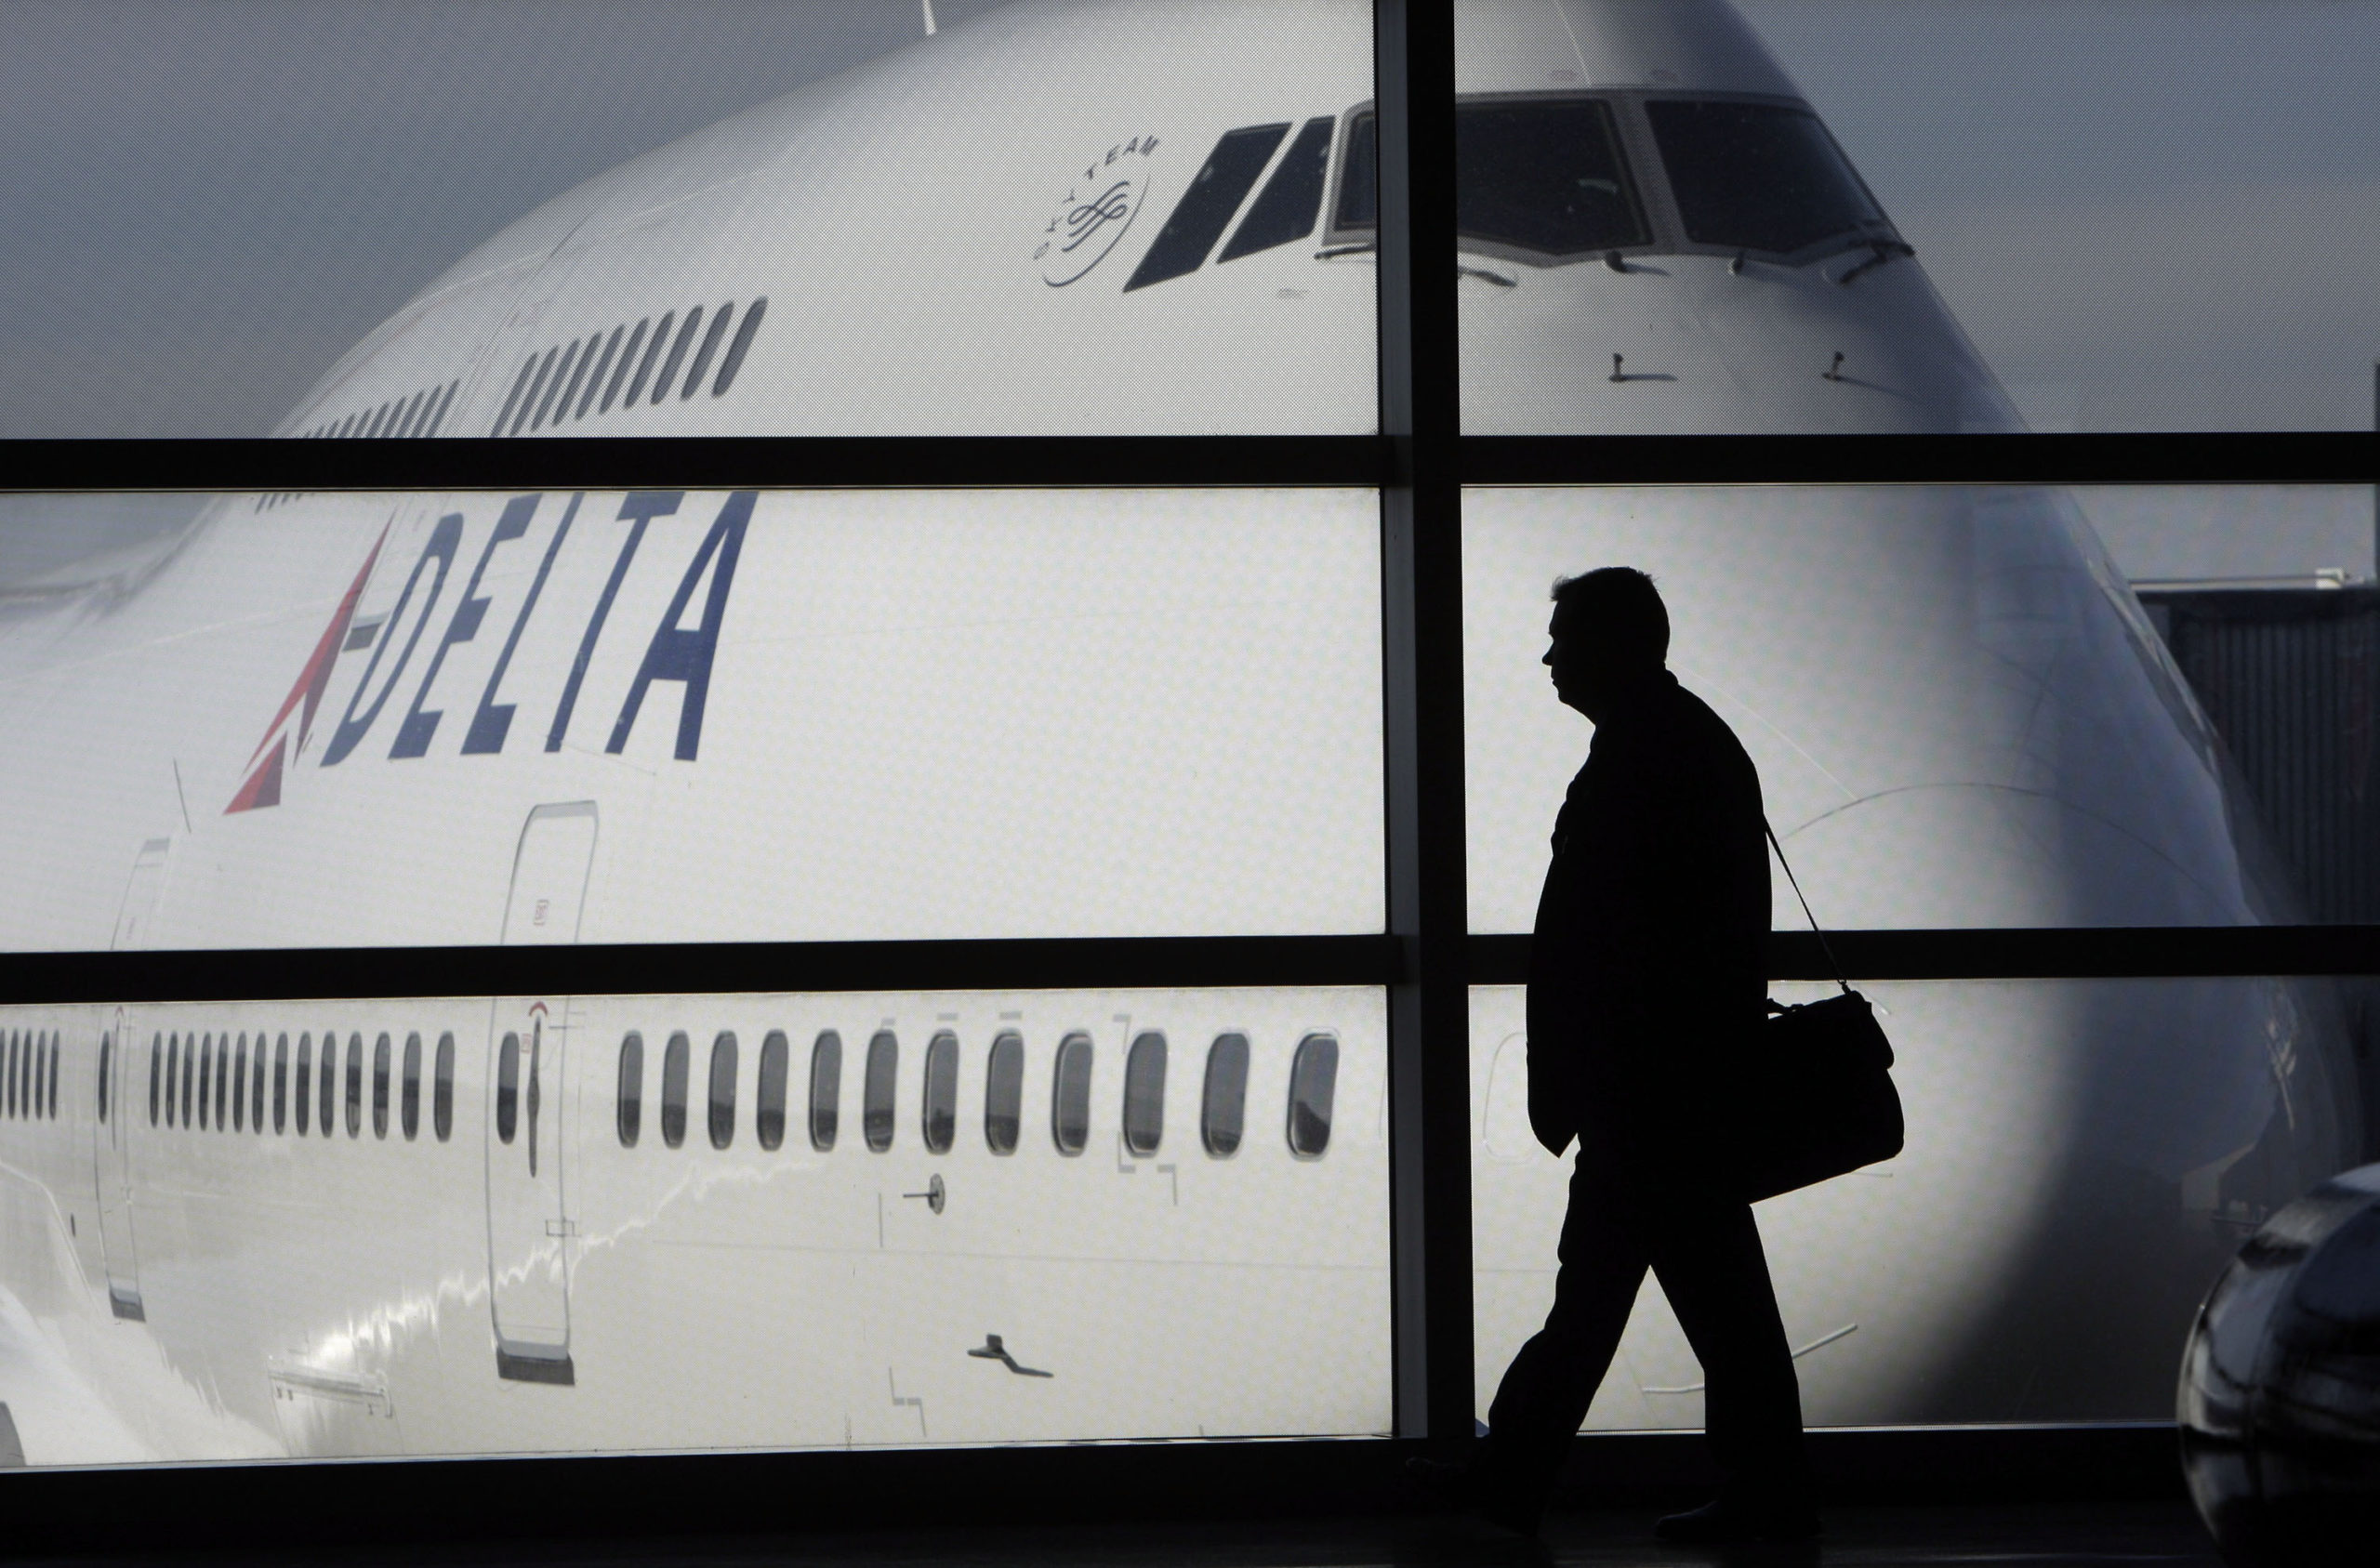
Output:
[1469, 567, 1814, 1542]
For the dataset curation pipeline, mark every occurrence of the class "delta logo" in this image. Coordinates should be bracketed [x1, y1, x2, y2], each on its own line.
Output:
[229, 489, 752, 812]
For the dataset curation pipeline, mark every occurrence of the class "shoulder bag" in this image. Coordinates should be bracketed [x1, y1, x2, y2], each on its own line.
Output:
[1733, 822, 1906, 1202]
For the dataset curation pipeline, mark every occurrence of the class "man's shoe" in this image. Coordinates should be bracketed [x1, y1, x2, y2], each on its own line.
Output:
[1652, 1497, 1821, 1543]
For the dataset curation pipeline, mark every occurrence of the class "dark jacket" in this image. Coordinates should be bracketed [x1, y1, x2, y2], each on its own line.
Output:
[1526, 670, 1769, 1170]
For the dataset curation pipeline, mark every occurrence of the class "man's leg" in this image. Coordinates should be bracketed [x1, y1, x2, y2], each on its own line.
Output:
[1472, 1158, 1650, 1529]
[1646, 1197, 1810, 1509]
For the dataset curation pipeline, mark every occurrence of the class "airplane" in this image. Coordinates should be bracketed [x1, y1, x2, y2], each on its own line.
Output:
[0, 0, 2355, 1466]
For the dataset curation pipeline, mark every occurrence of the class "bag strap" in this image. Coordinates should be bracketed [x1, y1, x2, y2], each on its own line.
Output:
[1765, 818, 1851, 995]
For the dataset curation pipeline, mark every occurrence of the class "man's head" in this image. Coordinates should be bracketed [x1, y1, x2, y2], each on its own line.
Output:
[1545, 567, 1669, 719]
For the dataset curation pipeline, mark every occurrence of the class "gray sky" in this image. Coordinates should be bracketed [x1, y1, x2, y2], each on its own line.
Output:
[2, 1, 2373, 579]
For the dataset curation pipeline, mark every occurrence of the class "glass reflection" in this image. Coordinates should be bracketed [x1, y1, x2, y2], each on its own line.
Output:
[1472, 976, 2360, 1428]
[0, 985, 1386, 1463]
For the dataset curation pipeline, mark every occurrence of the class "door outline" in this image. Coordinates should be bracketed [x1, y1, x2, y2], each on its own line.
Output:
[92, 1008, 141, 1320]
[484, 801, 595, 1384]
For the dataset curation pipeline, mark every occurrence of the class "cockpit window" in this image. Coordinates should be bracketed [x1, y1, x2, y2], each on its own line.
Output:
[1457, 98, 1648, 257]
[1331, 112, 1376, 234]
[1645, 99, 1890, 257]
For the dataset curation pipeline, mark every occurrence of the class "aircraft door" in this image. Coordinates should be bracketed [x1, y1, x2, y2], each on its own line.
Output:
[483, 803, 595, 1384]
[91, 1009, 141, 1320]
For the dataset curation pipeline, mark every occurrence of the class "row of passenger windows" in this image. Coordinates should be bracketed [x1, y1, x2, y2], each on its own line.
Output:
[612, 1028, 1340, 1161]
[297, 377, 462, 442]
[130, 1029, 456, 1143]
[490, 296, 768, 437]
[4, 1029, 60, 1123]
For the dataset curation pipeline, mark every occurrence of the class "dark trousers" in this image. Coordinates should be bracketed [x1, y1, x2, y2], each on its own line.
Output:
[1475, 1152, 1810, 1522]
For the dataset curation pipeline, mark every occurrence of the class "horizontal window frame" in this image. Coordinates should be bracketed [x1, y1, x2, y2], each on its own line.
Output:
[0, 925, 2367, 1007]
[3, 430, 2373, 494]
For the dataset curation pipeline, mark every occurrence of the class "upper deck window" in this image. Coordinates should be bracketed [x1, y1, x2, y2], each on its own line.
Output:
[1645, 99, 1891, 257]
[809, 1030, 842, 1152]
[1051, 1032, 1093, 1155]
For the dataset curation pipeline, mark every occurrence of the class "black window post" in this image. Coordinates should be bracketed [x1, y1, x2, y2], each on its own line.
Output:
[1376, 0, 1473, 1447]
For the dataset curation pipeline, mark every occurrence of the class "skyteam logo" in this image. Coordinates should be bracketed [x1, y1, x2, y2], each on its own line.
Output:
[228, 490, 752, 812]
[1037, 135, 1158, 287]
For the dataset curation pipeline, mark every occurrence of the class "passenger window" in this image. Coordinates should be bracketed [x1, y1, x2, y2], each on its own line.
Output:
[1287, 1033, 1340, 1158]
[51, 1032, 61, 1120]
[660, 1031, 690, 1148]
[372, 1033, 391, 1139]
[433, 1033, 456, 1141]
[863, 1030, 897, 1152]
[496, 1032, 520, 1143]
[294, 1034, 312, 1135]
[1122, 1031, 1166, 1157]
[425, 379, 459, 437]
[167, 1032, 182, 1127]
[509, 346, 558, 436]
[401, 1033, 421, 1140]
[491, 354, 537, 436]
[249, 1033, 265, 1132]
[273, 1034, 288, 1133]
[148, 1033, 160, 1126]
[984, 1031, 1023, 1154]
[616, 1032, 643, 1147]
[216, 1033, 230, 1130]
[921, 1031, 958, 1154]
[1051, 1032, 1093, 1155]
[345, 1033, 364, 1138]
[531, 338, 581, 430]
[576, 325, 623, 420]
[624, 311, 672, 405]
[708, 1031, 738, 1151]
[713, 297, 766, 395]
[197, 1034, 212, 1129]
[756, 1030, 787, 1152]
[681, 303, 734, 398]
[602, 319, 650, 412]
[232, 1034, 247, 1131]
[1202, 1033, 1250, 1156]
[809, 1030, 841, 1151]
[98, 1033, 112, 1124]
[650, 306, 703, 402]
[318, 1028, 337, 1135]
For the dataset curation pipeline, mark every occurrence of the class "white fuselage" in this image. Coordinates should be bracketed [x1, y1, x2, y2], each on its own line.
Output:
[0, 0, 2354, 1465]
